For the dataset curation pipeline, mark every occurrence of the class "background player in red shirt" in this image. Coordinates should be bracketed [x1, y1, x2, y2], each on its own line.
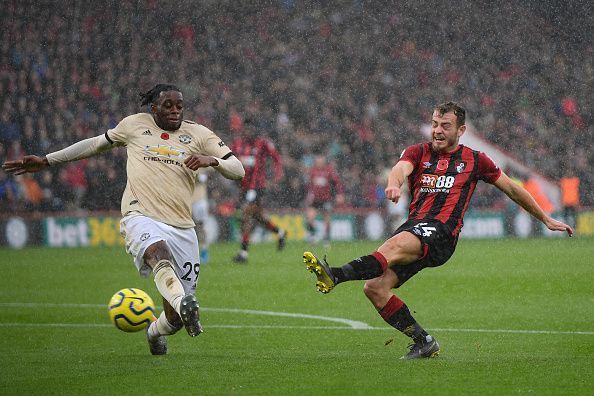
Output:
[304, 102, 573, 360]
[230, 117, 286, 263]
[305, 154, 344, 247]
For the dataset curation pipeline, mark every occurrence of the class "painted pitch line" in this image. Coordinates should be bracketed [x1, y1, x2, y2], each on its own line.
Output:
[0, 323, 592, 335]
[0, 302, 370, 329]
[0, 302, 592, 335]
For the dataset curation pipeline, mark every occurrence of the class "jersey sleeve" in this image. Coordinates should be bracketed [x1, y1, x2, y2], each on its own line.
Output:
[398, 144, 423, 167]
[199, 127, 232, 158]
[105, 116, 130, 146]
[477, 152, 502, 183]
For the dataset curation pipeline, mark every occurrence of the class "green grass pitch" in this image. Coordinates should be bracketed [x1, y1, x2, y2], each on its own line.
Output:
[0, 237, 592, 395]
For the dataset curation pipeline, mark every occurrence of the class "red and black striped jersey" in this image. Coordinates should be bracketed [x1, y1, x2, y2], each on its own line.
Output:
[399, 142, 501, 238]
[230, 136, 282, 191]
[306, 164, 344, 202]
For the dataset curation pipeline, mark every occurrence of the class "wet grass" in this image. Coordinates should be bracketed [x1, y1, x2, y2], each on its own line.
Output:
[0, 237, 592, 395]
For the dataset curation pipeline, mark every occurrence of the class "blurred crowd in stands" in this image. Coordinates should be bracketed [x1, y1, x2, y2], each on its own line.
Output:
[1, 0, 592, 216]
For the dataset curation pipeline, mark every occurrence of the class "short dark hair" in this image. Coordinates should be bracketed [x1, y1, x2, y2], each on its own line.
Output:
[434, 102, 465, 126]
[139, 84, 181, 106]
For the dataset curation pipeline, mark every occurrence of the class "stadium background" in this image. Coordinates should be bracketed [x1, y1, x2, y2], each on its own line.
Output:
[1, 0, 592, 247]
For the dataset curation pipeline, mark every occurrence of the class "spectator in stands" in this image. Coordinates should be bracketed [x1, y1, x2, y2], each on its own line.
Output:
[0, 171, 19, 212]
[560, 170, 580, 229]
[0, 0, 591, 218]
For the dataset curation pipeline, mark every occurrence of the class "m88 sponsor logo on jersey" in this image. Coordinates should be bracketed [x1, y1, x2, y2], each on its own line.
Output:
[420, 174, 455, 193]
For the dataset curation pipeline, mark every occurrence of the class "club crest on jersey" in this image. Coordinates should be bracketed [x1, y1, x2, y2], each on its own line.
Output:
[437, 159, 449, 171]
[179, 134, 192, 144]
[456, 161, 466, 173]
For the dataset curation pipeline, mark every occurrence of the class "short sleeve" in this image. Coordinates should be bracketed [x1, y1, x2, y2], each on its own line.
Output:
[477, 152, 502, 183]
[398, 144, 423, 167]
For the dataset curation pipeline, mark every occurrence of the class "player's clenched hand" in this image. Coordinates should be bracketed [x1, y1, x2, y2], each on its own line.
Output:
[2, 155, 49, 175]
[545, 217, 574, 237]
[384, 186, 402, 203]
[184, 155, 218, 171]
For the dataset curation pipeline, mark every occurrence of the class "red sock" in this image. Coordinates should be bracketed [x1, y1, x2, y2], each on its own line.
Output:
[371, 251, 388, 272]
[379, 295, 405, 320]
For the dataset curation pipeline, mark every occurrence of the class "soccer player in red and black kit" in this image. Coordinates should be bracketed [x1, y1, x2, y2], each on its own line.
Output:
[304, 102, 573, 359]
[305, 154, 344, 246]
[231, 117, 286, 263]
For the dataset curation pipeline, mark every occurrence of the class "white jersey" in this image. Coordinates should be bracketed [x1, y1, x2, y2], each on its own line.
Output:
[106, 113, 231, 228]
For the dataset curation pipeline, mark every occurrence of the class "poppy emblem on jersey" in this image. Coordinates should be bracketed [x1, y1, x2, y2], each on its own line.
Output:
[161, 132, 169, 140]
[456, 161, 466, 173]
[437, 159, 449, 171]
[179, 134, 192, 144]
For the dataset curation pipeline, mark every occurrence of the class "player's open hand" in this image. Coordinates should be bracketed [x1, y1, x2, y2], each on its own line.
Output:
[2, 155, 49, 175]
[385, 186, 402, 203]
[184, 155, 218, 171]
[545, 217, 574, 237]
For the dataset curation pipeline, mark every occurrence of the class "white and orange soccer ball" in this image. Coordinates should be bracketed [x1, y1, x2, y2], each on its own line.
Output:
[108, 288, 156, 332]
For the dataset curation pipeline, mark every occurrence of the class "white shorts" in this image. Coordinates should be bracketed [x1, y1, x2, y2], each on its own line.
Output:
[192, 199, 209, 223]
[120, 214, 200, 294]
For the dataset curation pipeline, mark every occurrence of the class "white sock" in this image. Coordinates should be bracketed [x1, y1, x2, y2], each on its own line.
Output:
[153, 259, 185, 314]
[147, 311, 178, 340]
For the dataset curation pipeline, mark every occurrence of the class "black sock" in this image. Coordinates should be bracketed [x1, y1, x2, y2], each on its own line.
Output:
[331, 254, 385, 283]
[380, 295, 429, 343]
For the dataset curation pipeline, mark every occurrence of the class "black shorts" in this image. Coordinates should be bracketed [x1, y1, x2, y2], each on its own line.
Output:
[390, 219, 458, 288]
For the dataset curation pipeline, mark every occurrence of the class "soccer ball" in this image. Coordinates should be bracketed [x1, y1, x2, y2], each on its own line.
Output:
[108, 288, 156, 332]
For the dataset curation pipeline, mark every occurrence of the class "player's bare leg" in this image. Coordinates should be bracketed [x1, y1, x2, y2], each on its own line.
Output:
[144, 241, 202, 337]
[305, 207, 318, 243]
[365, 234, 439, 359]
[233, 206, 255, 263]
[195, 221, 209, 264]
[253, 205, 286, 251]
[322, 212, 331, 249]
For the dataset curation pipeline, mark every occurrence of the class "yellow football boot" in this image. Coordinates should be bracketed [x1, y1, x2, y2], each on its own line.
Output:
[304, 251, 336, 294]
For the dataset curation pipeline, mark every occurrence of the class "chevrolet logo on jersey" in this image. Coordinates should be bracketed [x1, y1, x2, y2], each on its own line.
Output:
[144, 145, 185, 159]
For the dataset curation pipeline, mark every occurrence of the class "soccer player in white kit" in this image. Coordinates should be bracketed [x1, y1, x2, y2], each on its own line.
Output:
[192, 168, 211, 264]
[2, 84, 245, 355]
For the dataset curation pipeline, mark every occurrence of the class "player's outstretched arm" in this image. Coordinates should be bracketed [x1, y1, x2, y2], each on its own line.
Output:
[385, 161, 414, 203]
[494, 172, 574, 236]
[3, 134, 114, 176]
[2, 155, 49, 175]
